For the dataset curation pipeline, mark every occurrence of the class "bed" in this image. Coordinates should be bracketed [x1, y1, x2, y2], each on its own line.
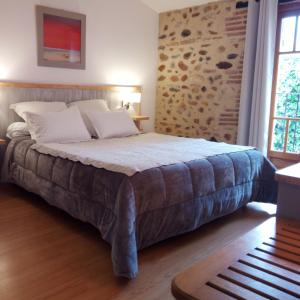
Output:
[0, 82, 277, 279]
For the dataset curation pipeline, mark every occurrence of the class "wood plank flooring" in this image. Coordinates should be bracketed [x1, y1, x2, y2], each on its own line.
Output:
[0, 184, 276, 300]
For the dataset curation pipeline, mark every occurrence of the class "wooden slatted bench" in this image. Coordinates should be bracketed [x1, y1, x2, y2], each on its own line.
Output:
[171, 217, 300, 299]
[276, 162, 300, 221]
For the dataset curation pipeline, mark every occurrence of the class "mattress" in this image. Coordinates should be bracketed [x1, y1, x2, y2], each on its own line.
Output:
[2, 136, 278, 278]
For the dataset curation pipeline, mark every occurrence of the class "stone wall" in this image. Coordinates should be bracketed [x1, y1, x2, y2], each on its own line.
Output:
[155, 0, 247, 143]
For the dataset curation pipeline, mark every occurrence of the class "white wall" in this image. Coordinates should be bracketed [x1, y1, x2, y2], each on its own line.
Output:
[141, 0, 211, 13]
[0, 0, 158, 131]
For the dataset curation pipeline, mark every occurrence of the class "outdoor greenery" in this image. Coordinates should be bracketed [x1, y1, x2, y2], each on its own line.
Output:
[273, 54, 300, 153]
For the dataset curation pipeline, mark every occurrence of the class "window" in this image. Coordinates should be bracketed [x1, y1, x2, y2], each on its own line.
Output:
[269, 3, 300, 162]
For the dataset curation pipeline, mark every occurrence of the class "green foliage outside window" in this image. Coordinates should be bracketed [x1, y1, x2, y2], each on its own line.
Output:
[273, 54, 300, 153]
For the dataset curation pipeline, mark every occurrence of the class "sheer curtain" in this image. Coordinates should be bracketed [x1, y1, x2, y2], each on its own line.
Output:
[237, 0, 278, 155]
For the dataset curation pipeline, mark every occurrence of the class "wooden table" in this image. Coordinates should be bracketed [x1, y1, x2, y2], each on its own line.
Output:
[172, 217, 300, 300]
[132, 115, 149, 131]
[0, 139, 7, 145]
[276, 163, 300, 221]
[0, 139, 8, 177]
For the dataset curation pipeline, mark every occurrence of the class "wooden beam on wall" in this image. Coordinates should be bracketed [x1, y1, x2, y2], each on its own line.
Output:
[0, 81, 142, 93]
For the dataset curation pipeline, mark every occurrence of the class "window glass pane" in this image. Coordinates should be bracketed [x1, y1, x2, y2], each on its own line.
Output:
[271, 119, 286, 152]
[285, 93, 300, 117]
[287, 120, 300, 153]
[296, 16, 300, 51]
[275, 54, 300, 117]
[274, 93, 287, 117]
[280, 16, 296, 52]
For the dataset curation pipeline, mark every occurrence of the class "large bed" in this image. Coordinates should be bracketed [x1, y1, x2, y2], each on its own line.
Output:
[0, 82, 277, 279]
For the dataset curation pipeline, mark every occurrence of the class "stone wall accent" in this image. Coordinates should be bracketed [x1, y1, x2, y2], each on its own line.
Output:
[155, 0, 247, 143]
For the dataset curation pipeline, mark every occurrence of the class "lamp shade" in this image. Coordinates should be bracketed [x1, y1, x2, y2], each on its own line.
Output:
[121, 91, 141, 103]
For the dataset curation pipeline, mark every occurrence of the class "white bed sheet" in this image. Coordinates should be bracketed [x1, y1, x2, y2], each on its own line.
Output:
[31, 133, 254, 176]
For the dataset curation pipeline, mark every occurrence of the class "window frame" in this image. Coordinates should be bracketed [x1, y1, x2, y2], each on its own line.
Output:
[268, 2, 300, 163]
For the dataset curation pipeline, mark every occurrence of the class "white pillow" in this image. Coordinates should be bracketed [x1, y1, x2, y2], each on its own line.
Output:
[86, 111, 139, 139]
[24, 106, 91, 144]
[10, 101, 67, 121]
[6, 122, 30, 139]
[68, 99, 110, 137]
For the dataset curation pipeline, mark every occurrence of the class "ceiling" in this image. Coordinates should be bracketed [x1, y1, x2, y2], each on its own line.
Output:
[140, 0, 213, 13]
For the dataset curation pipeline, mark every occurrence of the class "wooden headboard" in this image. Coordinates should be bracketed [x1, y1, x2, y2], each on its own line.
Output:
[0, 81, 142, 138]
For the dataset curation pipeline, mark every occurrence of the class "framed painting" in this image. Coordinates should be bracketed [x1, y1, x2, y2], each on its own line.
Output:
[36, 6, 86, 69]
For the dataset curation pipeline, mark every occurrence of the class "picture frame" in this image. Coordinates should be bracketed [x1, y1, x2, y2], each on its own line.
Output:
[36, 5, 86, 70]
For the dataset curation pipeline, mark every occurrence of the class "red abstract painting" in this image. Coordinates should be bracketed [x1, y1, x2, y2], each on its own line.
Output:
[37, 5, 86, 69]
[43, 14, 81, 63]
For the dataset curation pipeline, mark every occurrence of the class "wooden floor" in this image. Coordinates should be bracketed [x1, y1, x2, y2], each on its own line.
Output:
[0, 184, 277, 300]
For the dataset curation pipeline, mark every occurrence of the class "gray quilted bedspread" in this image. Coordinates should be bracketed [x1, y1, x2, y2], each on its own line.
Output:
[2, 137, 277, 278]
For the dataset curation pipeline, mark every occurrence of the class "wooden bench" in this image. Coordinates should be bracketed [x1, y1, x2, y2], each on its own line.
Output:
[171, 217, 300, 300]
[276, 162, 300, 221]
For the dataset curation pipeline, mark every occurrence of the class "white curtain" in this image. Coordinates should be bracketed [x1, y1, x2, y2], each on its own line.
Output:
[237, 0, 278, 155]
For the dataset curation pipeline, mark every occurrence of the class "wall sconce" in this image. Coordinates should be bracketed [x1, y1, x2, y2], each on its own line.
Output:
[0, 66, 10, 80]
[122, 92, 141, 110]
[117, 87, 142, 115]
